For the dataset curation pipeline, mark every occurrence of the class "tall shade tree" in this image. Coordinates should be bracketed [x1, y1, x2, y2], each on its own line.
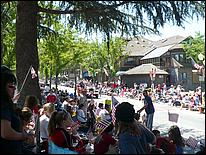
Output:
[16, 1, 40, 105]
[38, 23, 82, 90]
[81, 40, 104, 81]
[102, 37, 128, 80]
[1, 1, 205, 104]
[182, 32, 205, 63]
[1, 1, 17, 69]
[85, 37, 128, 82]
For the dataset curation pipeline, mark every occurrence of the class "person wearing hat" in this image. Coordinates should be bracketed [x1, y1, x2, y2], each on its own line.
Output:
[115, 102, 155, 154]
[1, 65, 33, 153]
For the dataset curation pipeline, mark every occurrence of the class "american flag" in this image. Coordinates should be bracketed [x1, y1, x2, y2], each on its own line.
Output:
[31, 66, 37, 79]
[111, 96, 119, 125]
[186, 136, 198, 149]
[191, 57, 203, 70]
[95, 119, 111, 134]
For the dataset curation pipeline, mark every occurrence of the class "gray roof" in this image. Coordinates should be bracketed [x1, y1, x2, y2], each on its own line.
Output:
[153, 35, 188, 47]
[123, 35, 189, 57]
[170, 44, 183, 49]
[141, 44, 175, 60]
[124, 64, 168, 75]
[123, 37, 155, 56]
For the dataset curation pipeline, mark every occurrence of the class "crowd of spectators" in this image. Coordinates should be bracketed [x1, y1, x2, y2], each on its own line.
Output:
[1, 65, 205, 154]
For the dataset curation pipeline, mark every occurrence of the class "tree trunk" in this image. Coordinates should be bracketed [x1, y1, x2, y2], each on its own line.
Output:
[50, 66, 52, 90]
[16, 1, 41, 106]
[55, 69, 58, 91]
[1, 40, 3, 65]
[45, 67, 48, 84]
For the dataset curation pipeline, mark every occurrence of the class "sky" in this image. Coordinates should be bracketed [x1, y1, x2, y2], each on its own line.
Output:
[143, 16, 205, 41]
[80, 16, 205, 42]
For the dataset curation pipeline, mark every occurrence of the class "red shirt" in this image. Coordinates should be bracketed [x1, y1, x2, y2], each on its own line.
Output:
[33, 106, 39, 115]
[94, 132, 117, 154]
[50, 129, 71, 148]
[156, 137, 176, 154]
[46, 93, 57, 104]
[50, 128, 85, 153]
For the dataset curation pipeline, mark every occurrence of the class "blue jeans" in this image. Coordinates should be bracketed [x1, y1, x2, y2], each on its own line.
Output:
[146, 113, 154, 130]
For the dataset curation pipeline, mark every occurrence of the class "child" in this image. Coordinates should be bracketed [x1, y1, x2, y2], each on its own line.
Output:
[94, 122, 117, 154]
[20, 107, 35, 154]
[168, 125, 185, 154]
[152, 129, 176, 154]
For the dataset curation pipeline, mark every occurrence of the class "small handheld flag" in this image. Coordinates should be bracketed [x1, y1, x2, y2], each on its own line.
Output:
[95, 119, 111, 134]
[111, 96, 119, 125]
[186, 136, 198, 149]
[31, 66, 37, 79]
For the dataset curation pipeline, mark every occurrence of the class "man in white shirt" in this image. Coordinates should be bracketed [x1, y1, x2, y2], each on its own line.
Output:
[39, 103, 55, 141]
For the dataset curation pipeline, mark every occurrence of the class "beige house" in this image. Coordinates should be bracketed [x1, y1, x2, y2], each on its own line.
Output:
[122, 64, 168, 88]
[119, 35, 205, 91]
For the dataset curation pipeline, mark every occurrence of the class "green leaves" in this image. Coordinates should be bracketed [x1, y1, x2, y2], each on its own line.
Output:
[182, 32, 205, 63]
[1, 2, 17, 69]
[2, 1, 205, 77]
[37, 1, 205, 38]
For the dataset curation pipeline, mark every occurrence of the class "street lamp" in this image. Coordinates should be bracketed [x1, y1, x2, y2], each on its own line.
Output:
[150, 68, 156, 90]
[74, 69, 77, 98]
[197, 53, 205, 110]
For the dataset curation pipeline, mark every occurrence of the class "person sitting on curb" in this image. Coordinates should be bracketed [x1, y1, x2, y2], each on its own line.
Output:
[115, 102, 156, 154]
[94, 122, 118, 154]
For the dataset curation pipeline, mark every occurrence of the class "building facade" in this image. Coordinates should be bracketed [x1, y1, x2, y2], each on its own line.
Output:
[119, 35, 205, 91]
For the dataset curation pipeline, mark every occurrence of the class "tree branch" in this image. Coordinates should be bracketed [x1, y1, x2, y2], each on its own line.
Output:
[110, 1, 130, 7]
[1, 1, 12, 3]
[38, 6, 103, 15]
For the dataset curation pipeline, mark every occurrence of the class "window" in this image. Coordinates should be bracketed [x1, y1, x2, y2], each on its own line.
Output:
[186, 57, 191, 63]
[124, 57, 135, 66]
[182, 73, 187, 79]
[179, 54, 184, 62]
[180, 72, 187, 81]
[127, 57, 134, 62]
[175, 54, 179, 61]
